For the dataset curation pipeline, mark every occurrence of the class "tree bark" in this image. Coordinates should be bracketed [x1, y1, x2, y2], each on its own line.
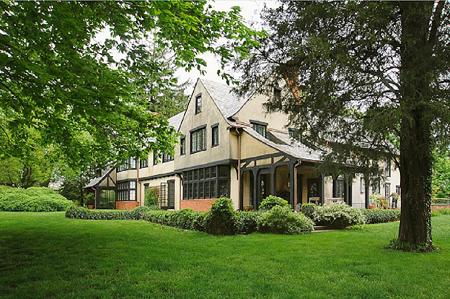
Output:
[397, 2, 435, 251]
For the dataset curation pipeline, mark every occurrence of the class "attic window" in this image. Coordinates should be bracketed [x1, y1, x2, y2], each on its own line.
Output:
[195, 94, 202, 114]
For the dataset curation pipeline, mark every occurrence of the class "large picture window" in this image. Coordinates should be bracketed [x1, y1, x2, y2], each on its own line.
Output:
[183, 165, 230, 200]
[117, 180, 137, 201]
[190, 127, 206, 153]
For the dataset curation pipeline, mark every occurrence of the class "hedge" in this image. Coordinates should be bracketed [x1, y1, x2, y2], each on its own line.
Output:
[0, 186, 73, 212]
[362, 209, 400, 224]
[259, 195, 289, 211]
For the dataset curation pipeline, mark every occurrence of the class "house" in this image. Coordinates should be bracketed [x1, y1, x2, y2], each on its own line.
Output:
[85, 78, 401, 211]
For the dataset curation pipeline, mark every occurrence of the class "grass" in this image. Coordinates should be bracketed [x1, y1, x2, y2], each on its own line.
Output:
[0, 213, 449, 299]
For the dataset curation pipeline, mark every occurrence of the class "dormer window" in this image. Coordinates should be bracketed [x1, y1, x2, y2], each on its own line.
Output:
[195, 94, 202, 114]
[251, 120, 267, 138]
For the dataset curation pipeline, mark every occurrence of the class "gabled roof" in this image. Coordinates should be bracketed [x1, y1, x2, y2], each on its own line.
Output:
[84, 167, 114, 189]
[242, 127, 324, 163]
[201, 79, 247, 118]
[168, 111, 184, 130]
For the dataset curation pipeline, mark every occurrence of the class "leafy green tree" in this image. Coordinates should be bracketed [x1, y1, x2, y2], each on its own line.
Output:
[238, 1, 449, 251]
[0, 1, 259, 168]
[432, 151, 450, 199]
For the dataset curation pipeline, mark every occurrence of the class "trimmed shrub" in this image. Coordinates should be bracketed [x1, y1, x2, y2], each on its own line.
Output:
[258, 206, 314, 234]
[362, 209, 400, 224]
[301, 203, 317, 220]
[314, 203, 365, 228]
[259, 195, 289, 211]
[0, 186, 73, 212]
[204, 197, 236, 235]
[65, 206, 135, 220]
[234, 211, 261, 234]
[66, 206, 207, 231]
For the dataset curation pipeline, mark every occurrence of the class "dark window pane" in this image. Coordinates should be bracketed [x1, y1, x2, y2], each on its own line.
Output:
[218, 165, 229, 177]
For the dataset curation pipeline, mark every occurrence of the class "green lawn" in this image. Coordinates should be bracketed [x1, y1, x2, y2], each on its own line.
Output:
[0, 213, 449, 299]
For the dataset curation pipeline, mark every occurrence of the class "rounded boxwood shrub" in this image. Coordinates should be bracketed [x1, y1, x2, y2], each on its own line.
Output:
[259, 195, 289, 211]
[314, 203, 365, 228]
[0, 186, 73, 212]
[130, 206, 153, 220]
[234, 211, 261, 234]
[301, 203, 317, 220]
[204, 197, 236, 235]
[258, 206, 314, 234]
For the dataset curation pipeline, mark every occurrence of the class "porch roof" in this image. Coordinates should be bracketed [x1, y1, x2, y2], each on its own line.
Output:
[242, 127, 324, 163]
[84, 167, 114, 189]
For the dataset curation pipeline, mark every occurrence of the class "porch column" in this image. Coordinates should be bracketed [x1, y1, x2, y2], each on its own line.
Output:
[270, 166, 276, 196]
[95, 186, 99, 209]
[319, 173, 325, 205]
[344, 175, 348, 204]
[289, 162, 295, 207]
[252, 168, 258, 210]
[364, 176, 370, 208]
[293, 163, 298, 210]
[239, 171, 244, 210]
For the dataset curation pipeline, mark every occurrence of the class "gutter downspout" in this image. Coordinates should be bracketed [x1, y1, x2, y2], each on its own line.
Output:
[236, 127, 242, 210]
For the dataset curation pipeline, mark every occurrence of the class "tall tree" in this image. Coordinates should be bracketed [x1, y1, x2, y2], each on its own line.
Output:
[238, 1, 449, 251]
[0, 1, 259, 168]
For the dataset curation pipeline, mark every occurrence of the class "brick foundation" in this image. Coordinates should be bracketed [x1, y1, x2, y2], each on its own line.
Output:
[432, 204, 450, 211]
[115, 201, 140, 210]
[180, 199, 217, 212]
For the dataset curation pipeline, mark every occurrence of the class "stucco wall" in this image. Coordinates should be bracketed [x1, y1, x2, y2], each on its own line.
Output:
[175, 81, 232, 170]
[233, 93, 289, 131]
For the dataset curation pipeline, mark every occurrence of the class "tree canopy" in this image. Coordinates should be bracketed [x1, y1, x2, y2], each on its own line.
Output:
[0, 1, 259, 168]
[238, 1, 449, 251]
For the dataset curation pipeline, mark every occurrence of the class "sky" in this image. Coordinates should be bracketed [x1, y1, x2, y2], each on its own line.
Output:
[176, 0, 278, 92]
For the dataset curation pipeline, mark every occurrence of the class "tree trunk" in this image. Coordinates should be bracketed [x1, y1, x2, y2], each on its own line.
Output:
[397, 2, 434, 251]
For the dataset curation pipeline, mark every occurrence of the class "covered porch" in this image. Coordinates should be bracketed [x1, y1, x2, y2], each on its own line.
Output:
[237, 127, 355, 210]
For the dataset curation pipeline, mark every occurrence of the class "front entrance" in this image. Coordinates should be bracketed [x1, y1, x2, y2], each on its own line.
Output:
[307, 178, 321, 204]
[258, 170, 272, 207]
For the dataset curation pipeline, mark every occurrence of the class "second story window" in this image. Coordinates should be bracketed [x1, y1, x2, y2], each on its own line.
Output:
[385, 159, 391, 177]
[162, 153, 174, 163]
[129, 157, 136, 169]
[180, 136, 186, 155]
[251, 121, 267, 138]
[191, 127, 206, 153]
[153, 152, 160, 165]
[140, 158, 148, 168]
[212, 124, 219, 147]
[195, 94, 202, 114]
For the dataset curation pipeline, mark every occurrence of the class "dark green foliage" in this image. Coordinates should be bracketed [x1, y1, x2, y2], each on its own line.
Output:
[259, 195, 289, 211]
[362, 209, 400, 224]
[65, 206, 136, 220]
[314, 203, 366, 228]
[234, 212, 261, 234]
[301, 203, 318, 220]
[258, 206, 314, 234]
[204, 197, 236, 235]
[0, 186, 73, 212]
